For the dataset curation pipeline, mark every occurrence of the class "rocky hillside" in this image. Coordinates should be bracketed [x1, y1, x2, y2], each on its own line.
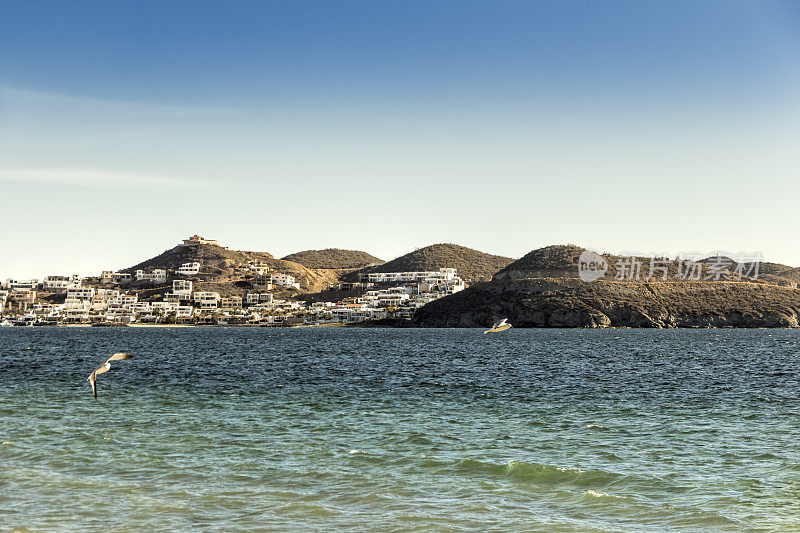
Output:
[493, 244, 585, 280]
[494, 245, 795, 284]
[281, 249, 384, 270]
[494, 244, 699, 282]
[755, 262, 800, 285]
[414, 244, 800, 328]
[414, 278, 800, 328]
[127, 244, 274, 276]
[124, 244, 340, 293]
[355, 243, 514, 283]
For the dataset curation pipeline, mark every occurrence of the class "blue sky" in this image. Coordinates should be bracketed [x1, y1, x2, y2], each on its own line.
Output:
[2, 0, 800, 278]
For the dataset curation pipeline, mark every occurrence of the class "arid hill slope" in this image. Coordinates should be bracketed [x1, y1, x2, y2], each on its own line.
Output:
[414, 278, 800, 328]
[355, 243, 514, 283]
[125, 244, 339, 292]
[281, 249, 384, 270]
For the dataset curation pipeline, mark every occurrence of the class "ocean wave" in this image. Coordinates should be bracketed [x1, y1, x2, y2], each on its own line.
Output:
[583, 489, 626, 499]
[453, 458, 624, 488]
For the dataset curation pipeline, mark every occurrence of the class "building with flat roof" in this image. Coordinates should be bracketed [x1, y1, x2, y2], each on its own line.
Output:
[181, 235, 219, 246]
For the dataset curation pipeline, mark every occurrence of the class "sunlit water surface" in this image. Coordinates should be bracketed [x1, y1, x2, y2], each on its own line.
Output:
[2, 327, 800, 531]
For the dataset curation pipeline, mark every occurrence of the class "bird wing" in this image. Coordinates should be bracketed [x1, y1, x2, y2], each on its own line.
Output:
[106, 352, 135, 363]
[93, 363, 111, 376]
[88, 372, 98, 399]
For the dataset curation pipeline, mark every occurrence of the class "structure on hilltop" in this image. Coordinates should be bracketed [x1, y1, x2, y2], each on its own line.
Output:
[181, 235, 221, 247]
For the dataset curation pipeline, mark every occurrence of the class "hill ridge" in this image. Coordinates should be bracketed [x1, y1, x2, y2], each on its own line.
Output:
[355, 243, 514, 283]
[281, 248, 384, 270]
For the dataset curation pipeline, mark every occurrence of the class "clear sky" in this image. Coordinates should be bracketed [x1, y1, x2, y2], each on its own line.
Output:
[2, 0, 800, 279]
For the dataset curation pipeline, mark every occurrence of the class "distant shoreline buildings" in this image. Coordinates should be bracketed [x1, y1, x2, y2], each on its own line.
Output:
[1, 235, 466, 327]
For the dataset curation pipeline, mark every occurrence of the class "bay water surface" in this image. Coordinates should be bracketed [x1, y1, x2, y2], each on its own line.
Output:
[2, 327, 800, 531]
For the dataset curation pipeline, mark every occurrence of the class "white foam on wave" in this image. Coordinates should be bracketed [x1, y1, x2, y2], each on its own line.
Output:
[585, 489, 612, 498]
[584, 489, 628, 500]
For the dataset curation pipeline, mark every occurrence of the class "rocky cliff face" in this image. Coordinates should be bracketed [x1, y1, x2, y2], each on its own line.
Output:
[413, 278, 800, 328]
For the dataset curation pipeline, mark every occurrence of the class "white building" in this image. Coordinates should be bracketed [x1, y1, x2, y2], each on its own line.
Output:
[43, 275, 82, 292]
[108, 294, 138, 306]
[248, 262, 270, 273]
[362, 268, 459, 284]
[95, 289, 120, 300]
[193, 291, 220, 310]
[176, 305, 194, 318]
[90, 299, 109, 312]
[331, 306, 387, 323]
[378, 292, 410, 307]
[193, 291, 220, 303]
[175, 262, 201, 276]
[271, 273, 300, 289]
[220, 296, 242, 310]
[151, 301, 177, 313]
[64, 308, 90, 323]
[126, 302, 151, 314]
[418, 278, 465, 295]
[173, 279, 193, 292]
[181, 235, 219, 246]
[105, 307, 135, 322]
[5, 279, 39, 291]
[135, 269, 167, 284]
[253, 273, 273, 289]
[64, 298, 91, 311]
[164, 293, 182, 304]
[67, 288, 96, 300]
[101, 271, 132, 284]
[169, 279, 193, 301]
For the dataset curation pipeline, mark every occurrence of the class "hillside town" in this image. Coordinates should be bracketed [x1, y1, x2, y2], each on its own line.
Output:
[0, 236, 466, 326]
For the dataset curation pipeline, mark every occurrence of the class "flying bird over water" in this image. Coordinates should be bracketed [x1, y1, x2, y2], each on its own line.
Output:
[87, 353, 135, 399]
[484, 318, 512, 334]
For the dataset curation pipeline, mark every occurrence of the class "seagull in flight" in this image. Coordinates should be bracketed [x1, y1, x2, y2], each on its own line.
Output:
[87, 353, 135, 399]
[484, 318, 512, 334]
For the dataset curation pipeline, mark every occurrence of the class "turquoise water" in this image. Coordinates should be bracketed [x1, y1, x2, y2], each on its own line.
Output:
[2, 328, 800, 531]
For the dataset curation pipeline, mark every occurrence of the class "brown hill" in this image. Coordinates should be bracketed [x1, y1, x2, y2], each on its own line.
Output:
[414, 277, 800, 328]
[413, 244, 800, 328]
[281, 249, 384, 270]
[493, 244, 585, 280]
[124, 244, 339, 293]
[355, 243, 514, 283]
[127, 243, 274, 277]
[494, 245, 791, 284]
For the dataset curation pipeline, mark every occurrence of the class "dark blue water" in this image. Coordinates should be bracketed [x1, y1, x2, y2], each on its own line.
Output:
[2, 327, 799, 531]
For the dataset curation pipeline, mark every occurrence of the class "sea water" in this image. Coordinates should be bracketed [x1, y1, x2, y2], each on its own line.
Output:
[2, 327, 799, 531]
